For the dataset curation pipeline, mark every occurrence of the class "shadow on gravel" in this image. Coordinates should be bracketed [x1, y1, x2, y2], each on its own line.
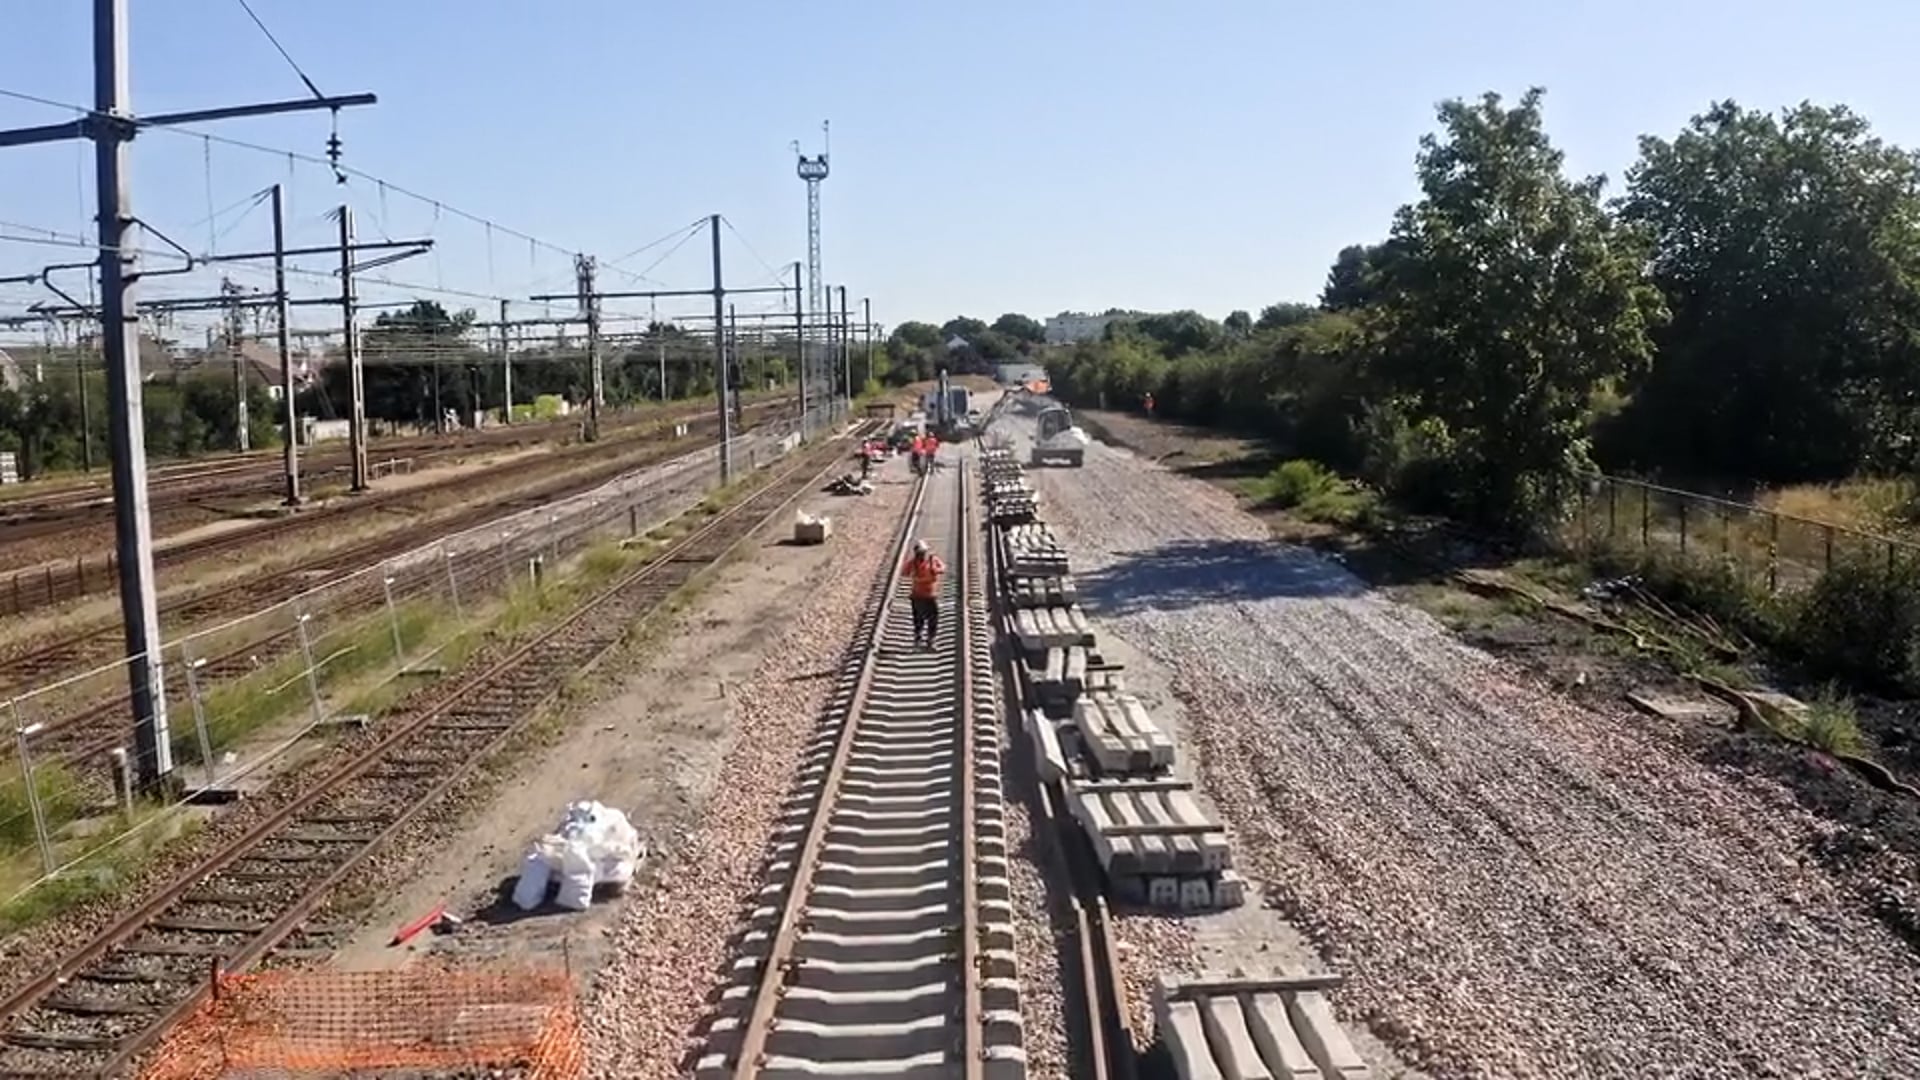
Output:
[1698, 736, 1920, 951]
[1076, 538, 1367, 616]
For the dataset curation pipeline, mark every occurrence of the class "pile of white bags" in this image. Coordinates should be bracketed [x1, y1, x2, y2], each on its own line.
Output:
[510, 800, 645, 912]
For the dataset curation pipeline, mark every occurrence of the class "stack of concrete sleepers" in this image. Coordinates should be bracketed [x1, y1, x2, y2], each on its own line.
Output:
[1152, 973, 1373, 1080]
[981, 451, 1242, 913]
[982, 448, 1039, 524]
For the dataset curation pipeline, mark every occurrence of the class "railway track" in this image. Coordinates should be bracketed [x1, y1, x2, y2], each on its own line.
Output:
[695, 458, 1028, 1079]
[0, 397, 797, 617]
[0, 401, 794, 691]
[11, 430, 755, 772]
[0, 422, 877, 1080]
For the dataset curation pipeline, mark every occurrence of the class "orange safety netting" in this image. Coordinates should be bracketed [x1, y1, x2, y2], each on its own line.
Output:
[140, 966, 583, 1080]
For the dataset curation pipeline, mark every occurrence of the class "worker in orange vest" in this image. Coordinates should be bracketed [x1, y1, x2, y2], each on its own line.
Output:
[909, 432, 925, 475]
[924, 432, 941, 471]
[901, 539, 946, 650]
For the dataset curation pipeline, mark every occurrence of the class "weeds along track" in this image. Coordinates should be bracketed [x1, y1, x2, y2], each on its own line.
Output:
[693, 458, 1026, 1080]
[0, 402, 794, 691]
[0, 423, 877, 1080]
[7, 416, 810, 775]
[0, 398, 795, 618]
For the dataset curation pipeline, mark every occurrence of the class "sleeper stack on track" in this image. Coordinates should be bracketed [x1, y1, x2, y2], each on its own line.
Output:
[697, 460, 1026, 1079]
[981, 449, 1038, 525]
[980, 451, 1244, 914]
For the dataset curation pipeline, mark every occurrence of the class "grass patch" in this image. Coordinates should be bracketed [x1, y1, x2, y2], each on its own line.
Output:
[0, 805, 201, 934]
[1240, 459, 1379, 526]
[1795, 688, 1869, 758]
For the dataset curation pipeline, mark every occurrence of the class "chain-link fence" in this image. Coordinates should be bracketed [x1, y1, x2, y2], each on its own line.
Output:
[0, 420, 811, 922]
[1558, 473, 1920, 594]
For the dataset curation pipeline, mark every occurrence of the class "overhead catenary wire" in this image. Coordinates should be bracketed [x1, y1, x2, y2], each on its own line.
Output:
[232, 0, 326, 100]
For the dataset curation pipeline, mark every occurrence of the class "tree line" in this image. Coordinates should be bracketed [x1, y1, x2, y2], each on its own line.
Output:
[1037, 89, 1920, 531]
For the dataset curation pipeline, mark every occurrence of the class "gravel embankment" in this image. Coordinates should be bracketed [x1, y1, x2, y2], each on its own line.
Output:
[582, 476, 911, 1078]
[1006, 418, 1920, 1079]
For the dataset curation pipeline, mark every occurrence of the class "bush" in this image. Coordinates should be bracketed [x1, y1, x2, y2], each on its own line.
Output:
[1243, 459, 1378, 526]
[1790, 551, 1920, 694]
[1248, 459, 1339, 509]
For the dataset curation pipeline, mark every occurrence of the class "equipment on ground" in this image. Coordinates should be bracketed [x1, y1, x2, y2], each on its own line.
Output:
[1030, 404, 1087, 468]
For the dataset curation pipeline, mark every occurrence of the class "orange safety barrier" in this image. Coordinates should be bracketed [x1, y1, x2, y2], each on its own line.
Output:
[140, 966, 583, 1080]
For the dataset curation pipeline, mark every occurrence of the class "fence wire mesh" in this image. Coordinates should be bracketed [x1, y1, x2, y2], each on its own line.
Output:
[0, 422, 804, 922]
[1558, 474, 1920, 595]
[139, 967, 583, 1080]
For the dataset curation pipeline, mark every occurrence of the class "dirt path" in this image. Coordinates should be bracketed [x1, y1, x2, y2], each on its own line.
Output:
[1000, 411, 1920, 1079]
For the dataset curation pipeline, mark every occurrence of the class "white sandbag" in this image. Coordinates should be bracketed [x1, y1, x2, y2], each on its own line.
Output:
[554, 868, 595, 911]
[554, 838, 597, 911]
[511, 849, 551, 911]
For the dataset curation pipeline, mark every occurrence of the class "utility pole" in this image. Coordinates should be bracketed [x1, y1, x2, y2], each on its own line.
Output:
[76, 323, 94, 472]
[339, 206, 370, 492]
[792, 261, 806, 436]
[728, 302, 743, 428]
[222, 277, 249, 451]
[576, 254, 601, 440]
[709, 214, 731, 483]
[272, 184, 298, 505]
[498, 298, 511, 425]
[863, 296, 874, 388]
[0, 0, 372, 789]
[838, 285, 851, 407]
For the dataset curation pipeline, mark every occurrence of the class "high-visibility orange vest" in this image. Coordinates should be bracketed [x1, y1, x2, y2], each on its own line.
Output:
[906, 555, 944, 599]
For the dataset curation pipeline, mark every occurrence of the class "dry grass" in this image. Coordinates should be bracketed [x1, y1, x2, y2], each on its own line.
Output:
[1759, 478, 1920, 537]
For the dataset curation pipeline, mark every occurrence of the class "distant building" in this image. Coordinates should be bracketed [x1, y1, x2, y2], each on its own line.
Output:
[1043, 312, 1117, 345]
[945, 334, 970, 353]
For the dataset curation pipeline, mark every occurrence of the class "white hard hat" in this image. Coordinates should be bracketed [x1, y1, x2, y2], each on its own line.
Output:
[913, 539, 930, 555]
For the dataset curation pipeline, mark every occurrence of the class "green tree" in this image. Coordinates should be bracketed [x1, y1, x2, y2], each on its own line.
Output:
[1224, 310, 1253, 338]
[1255, 302, 1316, 331]
[1319, 242, 1403, 311]
[1616, 100, 1920, 478]
[990, 312, 1045, 345]
[940, 316, 988, 342]
[1372, 87, 1665, 528]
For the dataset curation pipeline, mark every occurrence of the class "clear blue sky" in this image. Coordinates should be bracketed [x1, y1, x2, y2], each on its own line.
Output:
[3, 0, 1918, 340]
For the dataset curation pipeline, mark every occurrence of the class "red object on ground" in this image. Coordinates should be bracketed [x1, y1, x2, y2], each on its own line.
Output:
[389, 900, 448, 947]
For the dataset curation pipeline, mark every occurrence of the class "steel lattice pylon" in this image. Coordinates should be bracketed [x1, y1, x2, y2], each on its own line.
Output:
[796, 129, 829, 413]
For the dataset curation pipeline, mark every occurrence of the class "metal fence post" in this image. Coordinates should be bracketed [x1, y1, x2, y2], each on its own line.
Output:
[1678, 499, 1688, 555]
[1824, 525, 1835, 571]
[382, 572, 406, 668]
[1768, 513, 1780, 593]
[12, 702, 54, 875]
[1721, 507, 1731, 555]
[181, 647, 216, 790]
[294, 610, 326, 727]
[1607, 481, 1617, 539]
[443, 548, 465, 621]
[1641, 486, 1651, 550]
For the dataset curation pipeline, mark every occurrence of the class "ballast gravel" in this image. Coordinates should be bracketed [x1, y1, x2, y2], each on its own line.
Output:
[1010, 420, 1920, 1080]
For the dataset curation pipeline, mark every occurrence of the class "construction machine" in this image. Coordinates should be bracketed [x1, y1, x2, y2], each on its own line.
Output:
[1030, 403, 1087, 467]
[924, 368, 973, 442]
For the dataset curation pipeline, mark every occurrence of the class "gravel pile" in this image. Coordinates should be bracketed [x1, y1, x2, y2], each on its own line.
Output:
[581, 477, 911, 1079]
[1008, 421, 1920, 1078]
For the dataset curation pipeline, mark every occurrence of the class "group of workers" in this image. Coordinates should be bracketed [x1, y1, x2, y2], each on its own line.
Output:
[855, 429, 943, 480]
[908, 430, 941, 475]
